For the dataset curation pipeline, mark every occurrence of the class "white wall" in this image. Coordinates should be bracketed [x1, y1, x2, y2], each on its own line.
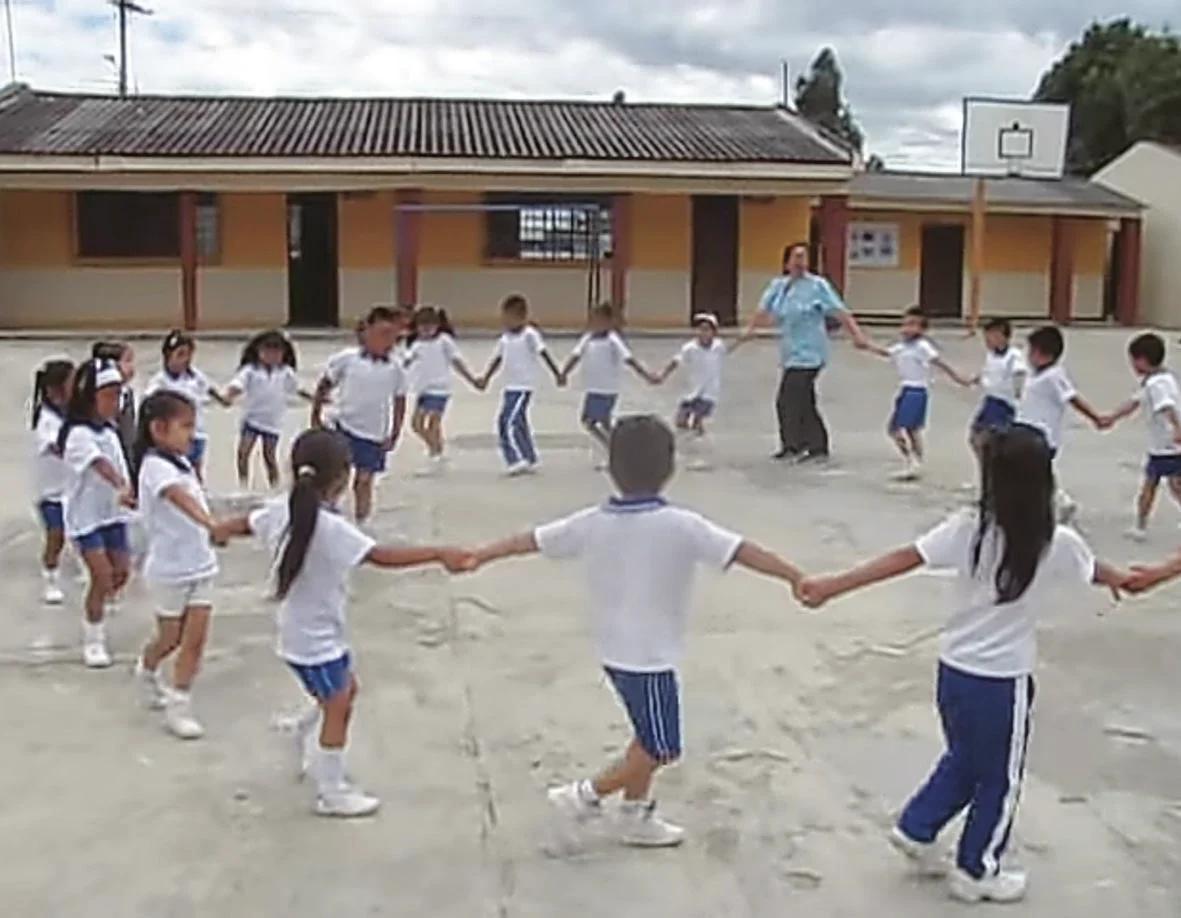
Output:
[201, 268, 287, 328]
[340, 269, 396, 325]
[0, 267, 182, 328]
[420, 267, 590, 327]
[845, 268, 919, 315]
[627, 269, 691, 326]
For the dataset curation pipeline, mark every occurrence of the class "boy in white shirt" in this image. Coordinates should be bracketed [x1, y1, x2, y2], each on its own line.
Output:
[655, 313, 726, 471]
[968, 318, 1027, 451]
[1100, 333, 1181, 541]
[472, 415, 802, 849]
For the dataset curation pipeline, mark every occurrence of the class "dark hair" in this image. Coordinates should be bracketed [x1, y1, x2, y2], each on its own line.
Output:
[57, 359, 110, 453]
[240, 329, 298, 370]
[501, 294, 528, 317]
[92, 340, 131, 363]
[782, 242, 809, 271]
[608, 414, 675, 497]
[32, 358, 74, 429]
[413, 305, 456, 337]
[276, 428, 352, 600]
[590, 302, 614, 323]
[162, 329, 196, 370]
[972, 425, 1055, 604]
[983, 317, 1012, 337]
[365, 305, 399, 326]
[131, 391, 195, 489]
[1128, 332, 1165, 368]
[903, 305, 929, 329]
[1027, 326, 1064, 363]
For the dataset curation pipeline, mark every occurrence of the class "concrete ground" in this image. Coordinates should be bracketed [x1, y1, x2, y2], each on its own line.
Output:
[0, 327, 1178, 917]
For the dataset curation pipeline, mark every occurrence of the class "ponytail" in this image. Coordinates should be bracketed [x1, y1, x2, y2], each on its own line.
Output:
[32, 359, 74, 429]
[57, 360, 100, 454]
[436, 308, 456, 338]
[31, 369, 45, 430]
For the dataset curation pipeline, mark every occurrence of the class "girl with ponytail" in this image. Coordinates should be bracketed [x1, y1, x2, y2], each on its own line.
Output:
[30, 358, 75, 605]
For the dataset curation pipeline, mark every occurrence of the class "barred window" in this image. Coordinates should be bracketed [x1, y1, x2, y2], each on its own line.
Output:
[76, 191, 219, 260]
[485, 195, 611, 262]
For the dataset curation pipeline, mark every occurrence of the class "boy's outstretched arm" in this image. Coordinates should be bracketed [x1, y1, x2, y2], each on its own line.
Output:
[1093, 560, 1130, 602]
[474, 531, 539, 566]
[541, 350, 563, 385]
[934, 357, 971, 387]
[798, 545, 923, 609]
[1101, 397, 1139, 429]
[732, 540, 802, 587]
[1124, 551, 1181, 594]
[1069, 394, 1109, 430]
[625, 356, 659, 385]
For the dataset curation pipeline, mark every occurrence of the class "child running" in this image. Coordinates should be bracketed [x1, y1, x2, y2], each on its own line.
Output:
[132, 392, 232, 740]
[224, 330, 311, 489]
[559, 304, 656, 469]
[31, 358, 75, 605]
[968, 319, 1026, 454]
[479, 294, 563, 476]
[473, 415, 802, 849]
[655, 313, 725, 471]
[145, 330, 229, 482]
[312, 305, 409, 524]
[404, 305, 483, 476]
[59, 360, 137, 668]
[92, 340, 137, 459]
[1099, 333, 1181, 541]
[225, 428, 475, 816]
[865, 306, 969, 480]
[797, 425, 1127, 904]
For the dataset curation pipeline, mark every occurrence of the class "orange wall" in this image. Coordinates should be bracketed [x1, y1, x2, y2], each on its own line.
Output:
[1070, 218, 1107, 274]
[980, 215, 1051, 272]
[852, 210, 925, 270]
[218, 193, 286, 268]
[420, 191, 483, 267]
[339, 191, 395, 269]
[0, 191, 72, 266]
[632, 194, 690, 270]
[739, 196, 811, 271]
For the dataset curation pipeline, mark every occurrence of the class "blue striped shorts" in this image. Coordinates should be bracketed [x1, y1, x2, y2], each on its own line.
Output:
[604, 666, 682, 762]
[288, 652, 353, 701]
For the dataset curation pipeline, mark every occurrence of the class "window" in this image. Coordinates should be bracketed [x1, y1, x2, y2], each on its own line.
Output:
[485, 195, 612, 262]
[75, 191, 220, 260]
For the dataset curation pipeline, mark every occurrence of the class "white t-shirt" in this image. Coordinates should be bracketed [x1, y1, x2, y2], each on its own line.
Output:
[32, 407, 67, 502]
[534, 499, 743, 671]
[673, 339, 725, 403]
[145, 368, 214, 440]
[407, 334, 460, 396]
[916, 510, 1095, 677]
[572, 331, 632, 395]
[62, 423, 129, 538]
[889, 337, 940, 389]
[494, 327, 548, 392]
[1017, 364, 1077, 450]
[230, 364, 300, 436]
[980, 347, 1028, 407]
[324, 348, 409, 442]
[1138, 371, 1181, 456]
[138, 452, 218, 584]
[249, 498, 376, 665]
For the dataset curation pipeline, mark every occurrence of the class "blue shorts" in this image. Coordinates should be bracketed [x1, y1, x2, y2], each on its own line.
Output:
[889, 386, 929, 432]
[38, 500, 64, 532]
[604, 666, 682, 763]
[416, 393, 450, 415]
[241, 422, 280, 448]
[677, 397, 715, 420]
[1012, 422, 1058, 461]
[289, 652, 353, 701]
[1146, 454, 1181, 482]
[582, 392, 618, 426]
[187, 437, 207, 467]
[337, 425, 386, 474]
[972, 396, 1015, 433]
[74, 522, 129, 555]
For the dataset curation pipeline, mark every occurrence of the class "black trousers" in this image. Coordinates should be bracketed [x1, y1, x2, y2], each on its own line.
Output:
[776, 367, 828, 456]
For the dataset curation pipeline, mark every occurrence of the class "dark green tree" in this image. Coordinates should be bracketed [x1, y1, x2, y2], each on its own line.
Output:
[1034, 19, 1181, 174]
[794, 47, 864, 154]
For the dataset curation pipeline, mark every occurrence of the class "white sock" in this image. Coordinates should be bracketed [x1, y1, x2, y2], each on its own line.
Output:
[42, 567, 59, 583]
[577, 779, 600, 804]
[620, 797, 651, 813]
[168, 689, 191, 705]
[82, 621, 104, 644]
[317, 746, 347, 793]
[296, 703, 320, 734]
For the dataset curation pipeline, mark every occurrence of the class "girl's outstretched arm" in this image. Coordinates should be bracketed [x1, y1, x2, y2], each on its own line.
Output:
[366, 544, 478, 573]
[473, 532, 539, 566]
[798, 545, 923, 609]
[452, 357, 485, 391]
[541, 350, 563, 385]
[481, 354, 503, 389]
[1123, 551, 1181, 595]
[1093, 560, 1129, 602]
[732, 541, 801, 587]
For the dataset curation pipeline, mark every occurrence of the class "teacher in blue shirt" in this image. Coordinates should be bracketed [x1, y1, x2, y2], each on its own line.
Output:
[734, 242, 869, 462]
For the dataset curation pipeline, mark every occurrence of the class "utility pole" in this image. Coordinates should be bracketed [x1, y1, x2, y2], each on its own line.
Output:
[4, 0, 16, 83]
[111, 0, 152, 97]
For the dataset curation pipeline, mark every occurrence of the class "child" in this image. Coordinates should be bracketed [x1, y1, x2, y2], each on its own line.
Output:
[473, 415, 802, 848]
[865, 306, 969, 480]
[311, 305, 410, 524]
[145, 330, 229, 482]
[559, 304, 656, 468]
[1099, 333, 1181, 541]
[31, 358, 75, 605]
[92, 340, 137, 459]
[404, 305, 483, 475]
[797, 425, 1127, 904]
[132, 391, 232, 740]
[655, 313, 726, 471]
[59, 360, 137, 668]
[224, 330, 311, 489]
[968, 319, 1026, 454]
[225, 428, 475, 816]
[479, 294, 563, 476]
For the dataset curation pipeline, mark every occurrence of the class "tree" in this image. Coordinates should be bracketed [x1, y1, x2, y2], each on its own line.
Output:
[1034, 19, 1181, 175]
[794, 47, 864, 154]
[865, 153, 886, 172]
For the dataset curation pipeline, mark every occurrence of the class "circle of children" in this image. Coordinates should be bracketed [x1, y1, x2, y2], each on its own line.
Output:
[24, 291, 1181, 906]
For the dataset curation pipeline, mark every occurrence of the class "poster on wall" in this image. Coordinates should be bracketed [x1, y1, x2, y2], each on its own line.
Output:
[848, 222, 900, 268]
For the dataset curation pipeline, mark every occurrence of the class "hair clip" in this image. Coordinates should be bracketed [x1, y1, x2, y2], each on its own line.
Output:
[297, 464, 316, 479]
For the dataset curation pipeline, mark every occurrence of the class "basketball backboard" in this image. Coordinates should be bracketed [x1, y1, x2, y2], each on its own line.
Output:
[961, 98, 1070, 179]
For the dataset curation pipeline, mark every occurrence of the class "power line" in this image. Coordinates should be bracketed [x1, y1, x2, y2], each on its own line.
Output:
[111, 0, 152, 97]
[3, 0, 16, 83]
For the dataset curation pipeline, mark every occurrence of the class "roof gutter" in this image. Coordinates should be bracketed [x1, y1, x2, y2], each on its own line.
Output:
[849, 196, 1140, 220]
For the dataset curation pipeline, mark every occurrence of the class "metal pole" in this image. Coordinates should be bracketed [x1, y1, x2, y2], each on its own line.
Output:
[3, 0, 15, 83]
[967, 177, 986, 331]
[117, 0, 127, 97]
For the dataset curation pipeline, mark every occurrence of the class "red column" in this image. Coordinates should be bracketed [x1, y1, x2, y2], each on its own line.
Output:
[610, 194, 632, 318]
[179, 191, 198, 330]
[1049, 216, 1075, 324]
[818, 196, 849, 295]
[394, 188, 421, 308]
[1116, 217, 1142, 326]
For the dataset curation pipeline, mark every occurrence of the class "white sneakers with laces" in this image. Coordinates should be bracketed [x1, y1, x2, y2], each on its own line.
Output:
[889, 826, 947, 878]
[82, 623, 111, 669]
[315, 784, 381, 818]
[546, 782, 683, 849]
[617, 800, 685, 847]
[948, 867, 1028, 904]
[41, 569, 64, 606]
[163, 692, 205, 740]
[134, 658, 167, 710]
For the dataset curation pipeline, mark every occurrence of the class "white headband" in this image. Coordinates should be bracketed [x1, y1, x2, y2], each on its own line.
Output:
[693, 312, 720, 329]
[95, 361, 123, 389]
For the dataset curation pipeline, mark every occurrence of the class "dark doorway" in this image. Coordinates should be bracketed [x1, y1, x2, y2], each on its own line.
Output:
[691, 195, 739, 326]
[287, 193, 339, 327]
[919, 224, 965, 318]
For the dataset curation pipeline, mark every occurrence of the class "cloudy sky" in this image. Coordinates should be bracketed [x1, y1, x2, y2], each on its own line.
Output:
[5, 1, 1175, 169]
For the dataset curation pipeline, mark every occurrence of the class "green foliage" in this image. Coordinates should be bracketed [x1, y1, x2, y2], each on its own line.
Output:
[794, 47, 864, 154]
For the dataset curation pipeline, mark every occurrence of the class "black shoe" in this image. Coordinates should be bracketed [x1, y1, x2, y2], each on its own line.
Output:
[772, 447, 798, 460]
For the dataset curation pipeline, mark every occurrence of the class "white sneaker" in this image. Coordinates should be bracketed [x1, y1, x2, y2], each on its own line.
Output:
[891, 460, 918, 482]
[948, 867, 1027, 904]
[686, 456, 713, 471]
[1125, 525, 1149, 543]
[889, 826, 947, 877]
[41, 571, 64, 606]
[547, 782, 602, 825]
[315, 784, 381, 818]
[82, 640, 112, 669]
[617, 801, 685, 848]
[163, 695, 205, 740]
[505, 461, 531, 477]
[295, 715, 319, 781]
[134, 658, 167, 710]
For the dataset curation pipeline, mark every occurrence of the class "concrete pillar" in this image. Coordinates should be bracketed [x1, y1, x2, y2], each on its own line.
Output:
[1116, 217, 1141, 326]
[818, 196, 849, 295]
[1049, 216, 1075, 324]
[394, 189, 421, 308]
[610, 194, 632, 318]
[179, 191, 198, 330]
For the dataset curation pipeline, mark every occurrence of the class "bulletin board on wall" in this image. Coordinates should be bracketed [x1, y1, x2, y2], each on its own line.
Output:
[847, 222, 900, 268]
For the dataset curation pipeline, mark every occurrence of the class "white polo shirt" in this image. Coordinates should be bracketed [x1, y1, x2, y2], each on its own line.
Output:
[324, 348, 409, 443]
[407, 334, 460, 396]
[495, 327, 548, 392]
[1138, 370, 1181, 456]
[32, 406, 67, 502]
[917, 510, 1095, 677]
[1017, 364, 1076, 450]
[980, 346, 1027, 407]
[138, 451, 219, 585]
[145, 369, 214, 440]
[249, 498, 376, 665]
[534, 497, 743, 671]
[889, 337, 940, 389]
[672, 338, 725, 403]
[230, 364, 300, 436]
[62, 423, 129, 538]
[572, 331, 632, 395]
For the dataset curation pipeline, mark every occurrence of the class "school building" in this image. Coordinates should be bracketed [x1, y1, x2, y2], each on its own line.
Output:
[0, 84, 1144, 330]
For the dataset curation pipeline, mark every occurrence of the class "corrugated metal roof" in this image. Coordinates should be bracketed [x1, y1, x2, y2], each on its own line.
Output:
[851, 171, 1141, 215]
[0, 87, 851, 164]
